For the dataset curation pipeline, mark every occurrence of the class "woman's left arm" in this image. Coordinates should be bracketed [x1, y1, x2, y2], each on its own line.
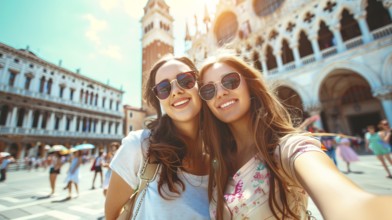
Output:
[294, 151, 392, 220]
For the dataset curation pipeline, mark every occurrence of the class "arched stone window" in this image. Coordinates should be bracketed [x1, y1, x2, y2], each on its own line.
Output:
[8, 71, 17, 86]
[298, 31, 313, 57]
[39, 76, 46, 93]
[265, 45, 277, 70]
[90, 92, 94, 105]
[252, 52, 262, 71]
[214, 11, 238, 46]
[366, 0, 392, 31]
[24, 73, 33, 90]
[340, 9, 361, 41]
[253, 0, 284, 17]
[85, 91, 89, 104]
[318, 21, 334, 50]
[46, 78, 53, 95]
[281, 39, 294, 64]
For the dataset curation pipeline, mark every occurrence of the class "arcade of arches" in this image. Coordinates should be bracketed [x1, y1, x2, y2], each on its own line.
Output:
[276, 70, 388, 136]
[249, 0, 392, 72]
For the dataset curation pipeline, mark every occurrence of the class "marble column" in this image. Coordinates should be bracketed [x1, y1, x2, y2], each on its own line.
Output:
[309, 34, 322, 61]
[47, 112, 55, 130]
[71, 116, 77, 132]
[355, 13, 373, 43]
[274, 50, 284, 72]
[38, 112, 43, 129]
[8, 106, 18, 127]
[290, 43, 302, 67]
[61, 114, 67, 131]
[24, 109, 33, 128]
[331, 24, 345, 52]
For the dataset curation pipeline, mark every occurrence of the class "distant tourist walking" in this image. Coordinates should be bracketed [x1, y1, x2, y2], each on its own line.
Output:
[0, 154, 15, 182]
[48, 152, 63, 195]
[64, 150, 82, 199]
[378, 119, 392, 151]
[320, 130, 338, 166]
[337, 137, 359, 173]
[365, 123, 392, 179]
[102, 142, 120, 196]
[90, 150, 104, 190]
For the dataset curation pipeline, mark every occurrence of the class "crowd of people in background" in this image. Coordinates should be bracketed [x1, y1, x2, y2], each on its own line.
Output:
[299, 116, 392, 178]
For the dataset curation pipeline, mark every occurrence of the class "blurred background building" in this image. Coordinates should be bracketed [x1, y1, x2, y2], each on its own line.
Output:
[185, 0, 392, 136]
[0, 42, 124, 159]
[123, 105, 146, 135]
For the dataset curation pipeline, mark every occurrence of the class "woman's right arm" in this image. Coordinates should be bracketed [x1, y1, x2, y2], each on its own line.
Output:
[105, 171, 135, 220]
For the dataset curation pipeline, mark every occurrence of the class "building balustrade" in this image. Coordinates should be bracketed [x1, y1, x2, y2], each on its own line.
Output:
[269, 68, 279, 75]
[302, 54, 316, 65]
[262, 24, 392, 76]
[345, 36, 364, 50]
[283, 62, 296, 71]
[372, 24, 392, 40]
[321, 46, 338, 58]
[0, 84, 123, 117]
[0, 126, 122, 139]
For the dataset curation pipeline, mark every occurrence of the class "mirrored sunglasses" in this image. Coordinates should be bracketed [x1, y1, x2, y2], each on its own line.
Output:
[199, 72, 241, 101]
[152, 71, 196, 100]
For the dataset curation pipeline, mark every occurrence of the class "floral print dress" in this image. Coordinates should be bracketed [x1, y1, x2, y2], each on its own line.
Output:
[210, 134, 324, 220]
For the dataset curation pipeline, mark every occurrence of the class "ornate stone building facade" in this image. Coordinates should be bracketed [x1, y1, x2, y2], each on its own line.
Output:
[186, 0, 392, 135]
[141, 0, 174, 116]
[0, 42, 124, 159]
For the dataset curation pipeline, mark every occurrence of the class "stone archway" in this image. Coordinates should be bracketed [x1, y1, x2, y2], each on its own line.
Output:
[319, 70, 383, 135]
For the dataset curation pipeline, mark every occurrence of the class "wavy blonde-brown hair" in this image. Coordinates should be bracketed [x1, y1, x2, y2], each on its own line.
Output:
[144, 55, 201, 198]
[199, 55, 301, 219]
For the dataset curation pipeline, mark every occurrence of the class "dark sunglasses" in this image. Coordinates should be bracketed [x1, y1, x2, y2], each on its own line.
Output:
[199, 72, 241, 101]
[152, 71, 196, 100]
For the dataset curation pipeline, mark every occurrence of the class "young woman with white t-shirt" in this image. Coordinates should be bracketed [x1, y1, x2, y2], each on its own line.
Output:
[105, 55, 209, 220]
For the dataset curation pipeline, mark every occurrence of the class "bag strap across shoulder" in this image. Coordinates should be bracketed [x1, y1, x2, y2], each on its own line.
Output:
[137, 153, 160, 192]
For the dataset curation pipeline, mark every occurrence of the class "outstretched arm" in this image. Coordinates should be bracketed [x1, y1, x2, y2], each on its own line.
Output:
[105, 171, 135, 220]
[294, 151, 392, 220]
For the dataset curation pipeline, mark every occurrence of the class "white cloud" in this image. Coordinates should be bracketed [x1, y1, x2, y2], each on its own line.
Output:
[99, 0, 119, 12]
[122, 0, 145, 19]
[83, 14, 107, 46]
[100, 45, 123, 60]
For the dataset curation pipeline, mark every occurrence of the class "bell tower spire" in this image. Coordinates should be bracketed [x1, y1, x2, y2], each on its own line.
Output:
[140, 0, 174, 116]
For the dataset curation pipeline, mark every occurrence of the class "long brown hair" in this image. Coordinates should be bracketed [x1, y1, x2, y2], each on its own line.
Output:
[200, 55, 301, 219]
[144, 55, 201, 199]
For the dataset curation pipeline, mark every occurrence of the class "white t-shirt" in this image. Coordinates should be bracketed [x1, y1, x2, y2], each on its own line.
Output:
[110, 129, 210, 220]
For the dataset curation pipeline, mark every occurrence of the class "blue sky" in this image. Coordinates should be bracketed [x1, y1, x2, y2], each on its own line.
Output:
[0, 0, 217, 107]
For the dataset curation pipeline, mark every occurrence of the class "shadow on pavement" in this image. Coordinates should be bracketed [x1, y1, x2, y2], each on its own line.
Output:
[51, 197, 72, 203]
[35, 195, 52, 200]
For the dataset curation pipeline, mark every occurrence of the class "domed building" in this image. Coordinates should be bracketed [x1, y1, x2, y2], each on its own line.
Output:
[186, 0, 392, 136]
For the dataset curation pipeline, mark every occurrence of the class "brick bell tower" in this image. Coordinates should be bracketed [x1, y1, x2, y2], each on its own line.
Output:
[141, 0, 174, 116]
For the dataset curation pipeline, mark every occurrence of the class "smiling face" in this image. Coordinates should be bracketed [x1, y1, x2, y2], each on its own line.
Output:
[155, 59, 202, 124]
[201, 62, 251, 124]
